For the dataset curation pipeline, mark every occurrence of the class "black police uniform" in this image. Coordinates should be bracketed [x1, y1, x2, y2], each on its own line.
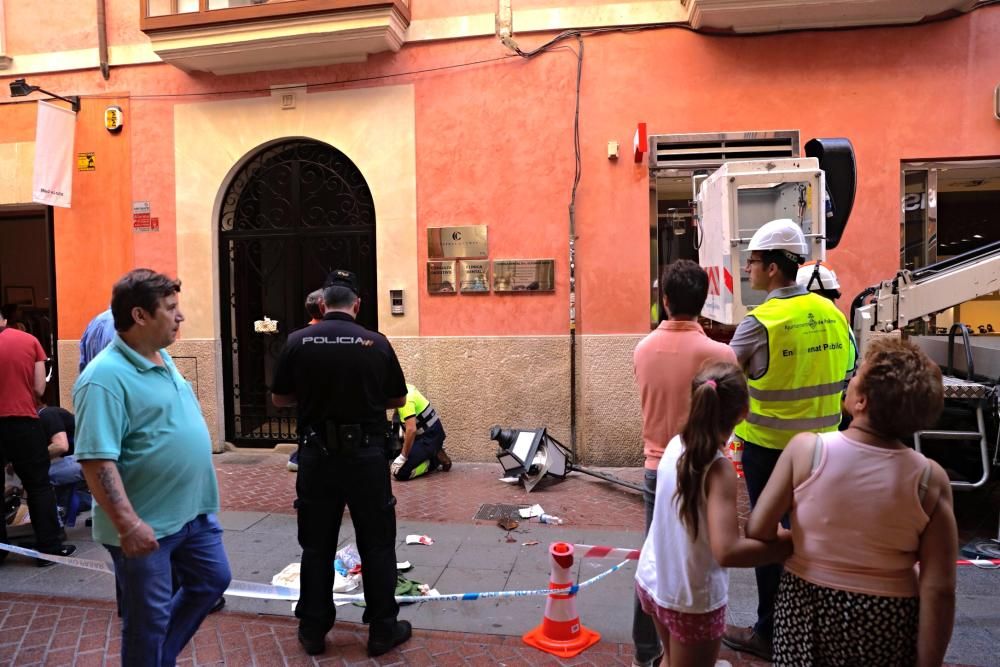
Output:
[271, 303, 407, 646]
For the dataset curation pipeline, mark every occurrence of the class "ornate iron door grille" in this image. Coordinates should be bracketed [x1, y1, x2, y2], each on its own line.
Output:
[219, 139, 377, 447]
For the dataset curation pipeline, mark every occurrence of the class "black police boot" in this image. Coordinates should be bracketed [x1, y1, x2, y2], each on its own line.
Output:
[367, 620, 411, 657]
[297, 628, 326, 656]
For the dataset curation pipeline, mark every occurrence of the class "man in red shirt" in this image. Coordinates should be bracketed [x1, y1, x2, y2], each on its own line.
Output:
[0, 310, 76, 566]
[630, 260, 737, 667]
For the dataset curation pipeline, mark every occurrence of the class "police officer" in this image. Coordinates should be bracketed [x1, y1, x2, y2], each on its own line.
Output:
[271, 269, 411, 658]
[722, 220, 855, 662]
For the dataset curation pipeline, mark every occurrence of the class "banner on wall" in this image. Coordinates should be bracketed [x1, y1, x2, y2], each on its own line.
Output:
[32, 100, 76, 208]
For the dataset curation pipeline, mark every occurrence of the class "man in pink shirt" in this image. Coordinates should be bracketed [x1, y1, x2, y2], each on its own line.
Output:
[630, 260, 737, 667]
[0, 309, 76, 566]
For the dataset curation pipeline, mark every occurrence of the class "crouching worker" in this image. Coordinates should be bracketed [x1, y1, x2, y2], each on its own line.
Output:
[391, 384, 451, 481]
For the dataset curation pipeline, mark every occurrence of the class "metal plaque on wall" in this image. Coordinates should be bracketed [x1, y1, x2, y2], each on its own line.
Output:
[427, 260, 458, 294]
[428, 226, 488, 259]
[458, 260, 490, 293]
[492, 259, 555, 292]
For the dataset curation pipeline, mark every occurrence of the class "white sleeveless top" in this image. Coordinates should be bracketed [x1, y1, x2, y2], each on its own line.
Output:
[635, 435, 728, 614]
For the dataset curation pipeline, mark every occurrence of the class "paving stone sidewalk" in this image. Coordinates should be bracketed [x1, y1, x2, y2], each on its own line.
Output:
[214, 455, 654, 531]
[1, 453, 996, 666]
[1, 594, 778, 667]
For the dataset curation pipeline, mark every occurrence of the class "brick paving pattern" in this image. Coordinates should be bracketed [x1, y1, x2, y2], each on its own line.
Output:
[1, 594, 774, 667]
[4, 451, 991, 665]
[215, 455, 656, 532]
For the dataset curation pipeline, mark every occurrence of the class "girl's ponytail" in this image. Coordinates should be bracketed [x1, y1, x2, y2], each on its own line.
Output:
[674, 362, 748, 539]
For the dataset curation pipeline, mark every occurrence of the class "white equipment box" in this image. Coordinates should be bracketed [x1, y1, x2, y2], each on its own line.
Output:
[696, 157, 827, 325]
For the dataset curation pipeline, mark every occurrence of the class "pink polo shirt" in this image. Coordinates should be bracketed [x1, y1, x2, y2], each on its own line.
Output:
[633, 320, 737, 470]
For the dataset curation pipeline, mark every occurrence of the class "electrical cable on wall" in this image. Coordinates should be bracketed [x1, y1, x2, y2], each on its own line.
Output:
[493, 17, 694, 455]
[3, 1, 997, 107]
[496, 22, 592, 456]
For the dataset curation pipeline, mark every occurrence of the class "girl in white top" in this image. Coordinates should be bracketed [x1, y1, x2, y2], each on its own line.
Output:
[635, 362, 791, 667]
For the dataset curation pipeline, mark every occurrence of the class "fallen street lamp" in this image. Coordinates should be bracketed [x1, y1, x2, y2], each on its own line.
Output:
[489, 425, 644, 493]
[9, 78, 80, 113]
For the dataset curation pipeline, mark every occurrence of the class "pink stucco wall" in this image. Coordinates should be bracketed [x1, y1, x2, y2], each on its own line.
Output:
[2, 5, 998, 337]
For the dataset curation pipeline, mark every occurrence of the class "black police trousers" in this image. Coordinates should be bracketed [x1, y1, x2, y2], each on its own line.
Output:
[294, 439, 400, 639]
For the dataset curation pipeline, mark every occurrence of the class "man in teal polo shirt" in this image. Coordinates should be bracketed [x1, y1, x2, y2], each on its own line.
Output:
[74, 269, 231, 667]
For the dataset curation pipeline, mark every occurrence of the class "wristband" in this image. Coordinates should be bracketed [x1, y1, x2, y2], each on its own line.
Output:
[119, 518, 143, 540]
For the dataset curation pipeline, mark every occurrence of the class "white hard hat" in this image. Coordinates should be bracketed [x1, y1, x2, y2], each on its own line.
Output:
[797, 260, 840, 291]
[747, 218, 808, 258]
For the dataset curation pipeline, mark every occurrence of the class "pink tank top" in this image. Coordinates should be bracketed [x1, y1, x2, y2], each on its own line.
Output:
[784, 431, 930, 598]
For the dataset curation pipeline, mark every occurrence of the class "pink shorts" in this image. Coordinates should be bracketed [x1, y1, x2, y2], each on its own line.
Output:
[636, 583, 727, 644]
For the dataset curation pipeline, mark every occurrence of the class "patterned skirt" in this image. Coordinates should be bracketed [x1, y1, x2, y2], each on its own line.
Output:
[773, 571, 919, 667]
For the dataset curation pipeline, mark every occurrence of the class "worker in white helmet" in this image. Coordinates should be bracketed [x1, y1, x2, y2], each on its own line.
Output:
[796, 260, 841, 302]
[796, 259, 858, 432]
[722, 219, 856, 662]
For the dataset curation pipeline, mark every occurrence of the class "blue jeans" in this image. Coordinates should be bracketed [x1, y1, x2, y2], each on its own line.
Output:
[49, 455, 84, 487]
[49, 455, 91, 513]
[631, 469, 661, 663]
[741, 440, 790, 643]
[106, 514, 231, 667]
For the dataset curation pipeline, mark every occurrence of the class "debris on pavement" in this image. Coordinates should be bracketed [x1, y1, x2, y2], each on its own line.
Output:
[522, 540, 539, 546]
[335, 543, 362, 575]
[275, 560, 359, 595]
[271, 562, 301, 589]
[498, 476, 520, 484]
[335, 571, 361, 593]
[518, 503, 544, 519]
[497, 517, 519, 531]
[406, 534, 434, 546]
[396, 561, 412, 571]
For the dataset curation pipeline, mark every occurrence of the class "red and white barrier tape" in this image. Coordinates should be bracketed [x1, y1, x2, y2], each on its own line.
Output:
[574, 544, 640, 560]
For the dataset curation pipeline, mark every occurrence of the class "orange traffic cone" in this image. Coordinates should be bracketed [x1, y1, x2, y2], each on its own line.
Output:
[523, 542, 600, 658]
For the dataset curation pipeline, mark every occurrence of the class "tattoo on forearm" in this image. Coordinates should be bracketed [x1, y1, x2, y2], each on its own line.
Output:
[97, 467, 125, 505]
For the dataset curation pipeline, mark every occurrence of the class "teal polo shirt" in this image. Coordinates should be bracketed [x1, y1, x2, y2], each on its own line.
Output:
[73, 335, 219, 547]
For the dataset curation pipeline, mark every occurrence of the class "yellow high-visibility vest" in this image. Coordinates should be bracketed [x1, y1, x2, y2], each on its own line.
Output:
[734, 292, 853, 450]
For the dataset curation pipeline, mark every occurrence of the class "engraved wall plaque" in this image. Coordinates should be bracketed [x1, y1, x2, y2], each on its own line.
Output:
[427, 260, 457, 294]
[428, 226, 488, 259]
[492, 259, 555, 292]
[458, 260, 490, 293]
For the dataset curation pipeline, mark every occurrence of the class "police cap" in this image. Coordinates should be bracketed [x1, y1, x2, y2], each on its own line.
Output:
[324, 269, 359, 295]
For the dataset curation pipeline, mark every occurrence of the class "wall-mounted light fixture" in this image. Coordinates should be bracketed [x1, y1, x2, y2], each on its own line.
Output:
[9, 78, 80, 113]
[490, 424, 646, 494]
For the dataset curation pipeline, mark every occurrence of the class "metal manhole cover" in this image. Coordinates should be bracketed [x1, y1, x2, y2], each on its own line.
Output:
[219, 455, 268, 465]
[474, 503, 523, 521]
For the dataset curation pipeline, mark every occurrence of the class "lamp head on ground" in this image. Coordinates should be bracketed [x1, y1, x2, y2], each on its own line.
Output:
[9, 78, 81, 113]
[490, 425, 572, 492]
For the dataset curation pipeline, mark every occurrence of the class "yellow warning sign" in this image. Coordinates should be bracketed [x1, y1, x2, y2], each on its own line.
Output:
[77, 152, 95, 171]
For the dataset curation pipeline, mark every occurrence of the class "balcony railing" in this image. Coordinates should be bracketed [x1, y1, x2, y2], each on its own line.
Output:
[141, 0, 410, 33]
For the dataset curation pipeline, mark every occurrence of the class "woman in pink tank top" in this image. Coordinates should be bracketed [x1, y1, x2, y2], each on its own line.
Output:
[746, 338, 958, 666]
